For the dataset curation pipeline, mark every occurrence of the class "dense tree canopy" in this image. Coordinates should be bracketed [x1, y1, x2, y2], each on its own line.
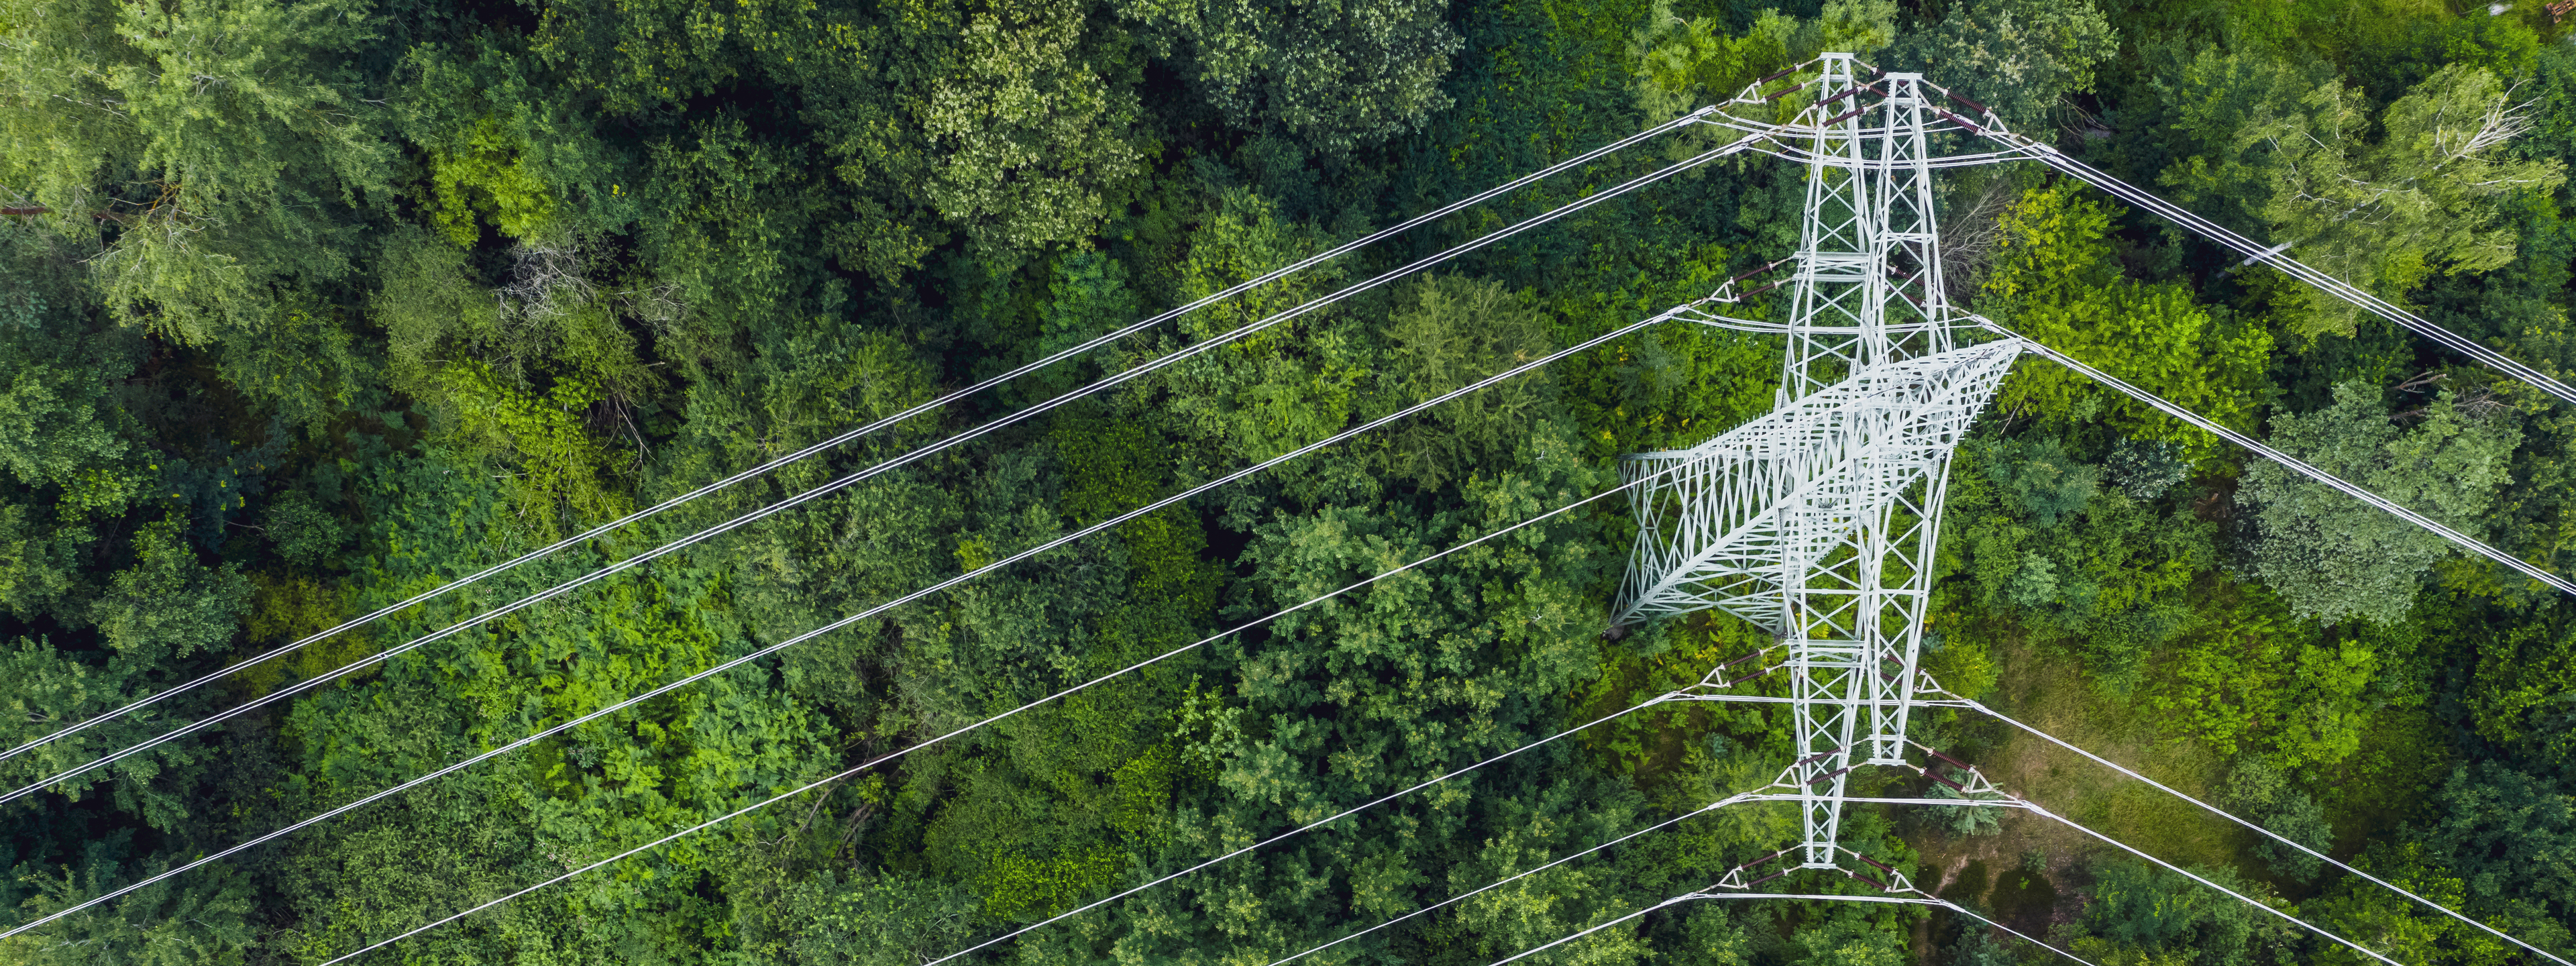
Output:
[4, 0, 2576, 962]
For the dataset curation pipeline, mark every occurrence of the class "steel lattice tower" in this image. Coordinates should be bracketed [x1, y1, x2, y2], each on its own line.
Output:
[1616, 56, 2017, 867]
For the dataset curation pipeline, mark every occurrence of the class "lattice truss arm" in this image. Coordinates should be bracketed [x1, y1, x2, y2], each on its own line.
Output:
[1609, 54, 2025, 864]
[1621, 339, 2017, 863]
[1622, 45, 2576, 893]
[1615, 340, 2018, 631]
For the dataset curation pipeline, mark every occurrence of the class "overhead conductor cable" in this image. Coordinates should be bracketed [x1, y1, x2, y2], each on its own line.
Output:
[1690, 892, 2096, 966]
[1263, 790, 1778, 966]
[0, 125, 1758, 813]
[1945, 112, 2576, 409]
[1977, 317, 2576, 598]
[9, 230, 1743, 947]
[917, 694, 1735, 965]
[299, 329, 1739, 965]
[0, 107, 1710, 772]
[1918, 689, 2574, 966]
[1992, 794, 2402, 965]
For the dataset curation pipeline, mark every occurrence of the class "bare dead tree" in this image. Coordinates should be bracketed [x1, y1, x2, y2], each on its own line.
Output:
[1939, 174, 2025, 304]
[497, 240, 595, 323]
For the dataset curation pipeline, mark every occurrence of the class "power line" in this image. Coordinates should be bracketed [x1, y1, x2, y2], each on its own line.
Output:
[1688, 894, 2096, 966]
[1451, 871, 1682, 965]
[1869, 736, 2401, 964]
[1403, 788, 2063, 966]
[0, 107, 1703, 773]
[297, 399, 1735, 965]
[5, 274, 1719, 946]
[0, 130, 1758, 814]
[1467, 797, 2363, 966]
[1970, 127, 2576, 409]
[918, 693, 1717, 966]
[1991, 795, 2401, 965]
[1978, 317, 2576, 598]
[1465, 887, 2070, 966]
[1921, 693, 2572, 966]
[1697, 87, 2576, 409]
[1264, 791, 1779, 966]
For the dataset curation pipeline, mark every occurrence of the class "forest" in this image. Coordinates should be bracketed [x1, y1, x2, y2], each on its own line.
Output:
[3, 0, 2575, 959]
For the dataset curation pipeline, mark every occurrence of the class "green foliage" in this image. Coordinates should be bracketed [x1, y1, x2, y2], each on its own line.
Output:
[914, 0, 1146, 256]
[1031, 250, 1143, 396]
[2148, 589, 2374, 767]
[1790, 907, 1913, 965]
[1923, 764, 2004, 837]
[2243, 382, 2520, 626]
[2077, 861, 2298, 966]
[2153, 52, 2566, 337]
[1889, 0, 2117, 131]
[2414, 763, 2576, 950]
[2306, 841, 2513, 966]
[441, 362, 636, 537]
[1943, 436, 2214, 686]
[1119, 0, 1462, 152]
[91, 518, 251, 663]
[1631, 0, 1897, 124]
[209, 297, 374, 438]
[259, 492, 347, 568]
[427, 117, 558, 246]
[1053, 411, 1220, 606]
[0, 517, 248, 819]
[773, 870, 983, 965]
[0, 328, 138, 497]
[1373, 275, 1558, 490]
[7, 0, 2576, 960]
[2458, 610, 2576, 770]
[2219, 756, 2332, 879]
[1153, 189, 1369, 465]
[1543, 244, 1780, 458]
[1664, 904, 1752, 966]
[233, 570, 368, 696]
[0, 0, 391, 343]
[2105, 438, 2190, 500]
[0, 845, 254, 966]
[1982, 182, 2273, 462]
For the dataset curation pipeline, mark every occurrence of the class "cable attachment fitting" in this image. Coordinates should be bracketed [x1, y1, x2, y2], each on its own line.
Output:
[1714, 847, 1797, 890]
[1904, 738, 2009, 800]
[1682, 643, 1782, 693]
[1835, 847, 1917, 893]
[1708, 258, 1790, 304]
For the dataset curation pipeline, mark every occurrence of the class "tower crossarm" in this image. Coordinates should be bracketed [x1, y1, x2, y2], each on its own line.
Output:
[1614, 51, 2023, 873]
[1615, 339, 2021, 629]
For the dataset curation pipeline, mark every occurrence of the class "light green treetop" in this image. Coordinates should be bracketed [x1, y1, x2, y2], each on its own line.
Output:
[1116, 0, 1463, 152]
[1888, 0, 2117, 132]
[1629, 0, 1898, 127]
[2158, 54, 2567, 337]
[0, 0, 392, 343]
[2244, 380, 2522, 625]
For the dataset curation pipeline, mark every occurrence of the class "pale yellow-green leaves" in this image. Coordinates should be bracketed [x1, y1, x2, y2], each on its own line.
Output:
[1116, 0, 1462, 152]
[920, 0, 1144, 257]
[428, 117, 559, 247]
[1982, 183, 2274, 464]
[1628, 0, 1898, 127]
[0, 0, 390, 342]
[2159, 54, 2567, 337]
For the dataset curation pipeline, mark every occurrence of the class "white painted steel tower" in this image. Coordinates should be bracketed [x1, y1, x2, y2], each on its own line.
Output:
[1617, 54, 2019, 867]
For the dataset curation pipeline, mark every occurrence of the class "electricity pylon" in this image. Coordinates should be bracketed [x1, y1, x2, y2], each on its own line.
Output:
[1615, 55, 2017, 867]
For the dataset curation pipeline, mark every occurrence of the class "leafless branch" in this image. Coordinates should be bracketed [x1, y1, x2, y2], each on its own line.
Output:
[499, 241, 595, 323]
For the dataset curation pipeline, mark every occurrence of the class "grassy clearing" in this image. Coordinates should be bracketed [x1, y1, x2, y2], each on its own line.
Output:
[1904, 632, 2268, 930]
